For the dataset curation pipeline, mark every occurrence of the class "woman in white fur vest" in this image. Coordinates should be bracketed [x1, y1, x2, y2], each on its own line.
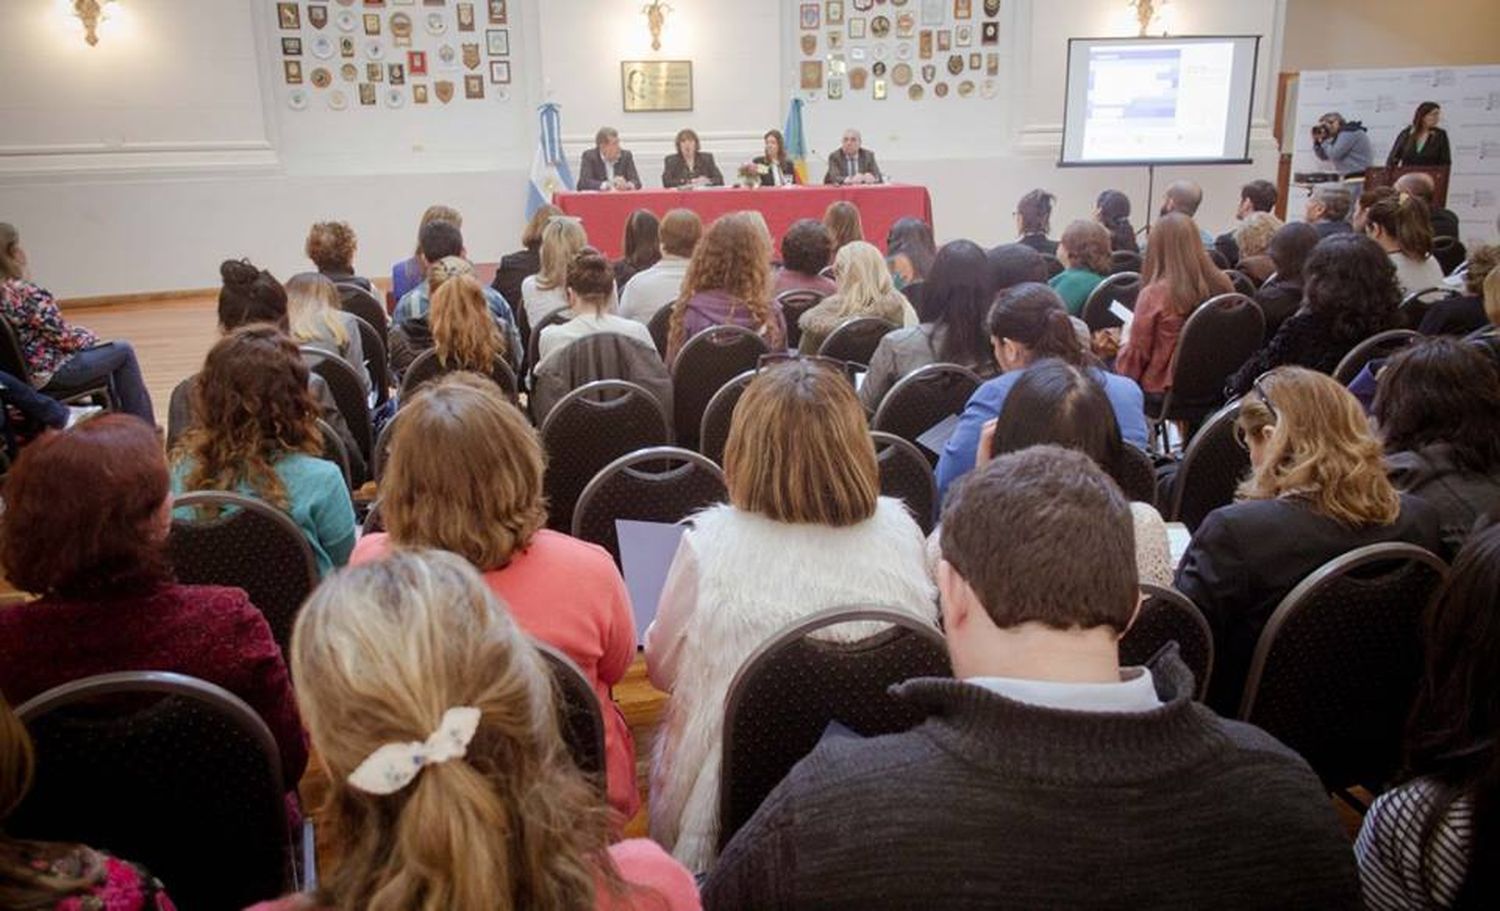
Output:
[644, 358, 938, 872]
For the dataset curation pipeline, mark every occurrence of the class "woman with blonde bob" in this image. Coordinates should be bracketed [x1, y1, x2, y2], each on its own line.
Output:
[389, 266, 506, 378]
[1176, 366, 1443, 714]
[351, 374, 641, 821]
[666, 212, 785, 363]
[522, 216, 589, 326]
[645, 359, 936, 870]
[285, 272, 365, 371]
[796, 240, 915, 354]
[249, 550, 700, 911]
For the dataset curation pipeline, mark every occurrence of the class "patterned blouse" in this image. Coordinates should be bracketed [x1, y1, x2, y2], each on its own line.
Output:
[17, 844, 176, 910]
[0, 277, 97, 388]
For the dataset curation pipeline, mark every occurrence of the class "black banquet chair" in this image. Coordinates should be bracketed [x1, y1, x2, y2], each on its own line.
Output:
[1151, 293, 1264, 444]
[698, 369, 755, 466]
[1081, 271, 1142, 333]
[671, 325, 769, 450]
[315, 417, 352, 491]
[571, 446, 727, 566]
[872, 431, 938, 535]
[717, 606, 950, 852]
[1110, 442, 1159, 507]
[540, 380, 671, 533]
[525, 306, 573, 381]
[871, 363, 981, 462]
[334, 280, 389, 335]
[532, 640, 607, 785]
[776, 289, 824, 352]
[1110, 250, 1143, 274]
[1120, 584, 1214, 700]
[300, 347, 374, 468]
[1166, 399, 1249, 532]
[647, 303, 674, 359]
[1238, 543, 1448, 797]
[1223, 269, 1258, 297]
[1397, 286, 1460, 331]
[398, 348, 519, 404]
[12, 671, 309, 911]
[350, 315, 391, 407]
[817, 316, 898, 368]
[1332, 329, 1420, 385]
[168, 490, 319, 657]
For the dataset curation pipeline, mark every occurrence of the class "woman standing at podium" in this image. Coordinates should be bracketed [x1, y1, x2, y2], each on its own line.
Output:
[1386, 102, 1452, 169]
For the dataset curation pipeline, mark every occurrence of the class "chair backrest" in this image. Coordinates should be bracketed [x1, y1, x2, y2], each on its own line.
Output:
[1431, 236, 1466, 276]
[817, 316, 898, 368]
[334, 281, 389, 335]
[0, 314, 33, 384]
[315, 418, 352, 490]
[647, 303, 674, 359]
[1239, 544, 1448, 791]
[168, 491, 319, 657]
[399, 348, 519, 403]
[871, 363, 981, 463]
[13, 671, 293, 911]
[527, 306, 572, 377]
[1120, 584, 1214, 700]
[1110, 443, 1159, 507]
[532, 641, 608, 784]
[529, 332, 673, 428]
[698, 369, 755, 465]
[1081, 271, 1142, 332]
[718, 606, 950, 851]
[1223, 269, 1258, 297]
[776, 289, 825, 351]
[301, 347, 373, 462]
[350, 314, 391, 406]
[1042, 253, 1065, 278]
[571, 446, 727, 565]
[1398, 286, 1461, 330]
[1167, 399, 1249, 531]
[1332, 329, 1421, 385]
[872, 431, 938, 535]
[1159, 293, 1265, 423]
[671, 325, 769, 450]
[1207, 248, 1231, 270]
[1110, 250, 1143, 274]
[540, 380, 671, 532]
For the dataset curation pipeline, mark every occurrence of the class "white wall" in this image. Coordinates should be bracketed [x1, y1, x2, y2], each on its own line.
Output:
[3, 0, 1289, 299]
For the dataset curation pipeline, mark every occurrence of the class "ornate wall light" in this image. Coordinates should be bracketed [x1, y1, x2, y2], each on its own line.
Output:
[642, 1, 672, 52]
[73, 0, 117, 46]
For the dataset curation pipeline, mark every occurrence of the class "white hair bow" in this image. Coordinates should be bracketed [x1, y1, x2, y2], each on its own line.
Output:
[347, 706, 482, 796]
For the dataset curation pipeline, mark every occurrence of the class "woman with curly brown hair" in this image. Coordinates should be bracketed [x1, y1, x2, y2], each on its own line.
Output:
[666, 212, 785, 363]
[1048, 219, 1113, 315]
[170, 325, 356, 575]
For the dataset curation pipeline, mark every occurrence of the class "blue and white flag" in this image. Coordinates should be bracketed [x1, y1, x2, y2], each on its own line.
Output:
[527, 102, 574, 216]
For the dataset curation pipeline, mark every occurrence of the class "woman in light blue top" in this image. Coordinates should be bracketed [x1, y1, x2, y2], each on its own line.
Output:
[170, 325, 355, 575]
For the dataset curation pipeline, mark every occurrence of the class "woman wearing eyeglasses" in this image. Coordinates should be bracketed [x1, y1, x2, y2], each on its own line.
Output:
[1175, 367, 1443, 716]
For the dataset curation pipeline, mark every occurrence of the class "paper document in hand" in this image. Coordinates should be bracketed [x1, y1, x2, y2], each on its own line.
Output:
[1110, 300, 1134, 347]
[617, 519, 688, 646]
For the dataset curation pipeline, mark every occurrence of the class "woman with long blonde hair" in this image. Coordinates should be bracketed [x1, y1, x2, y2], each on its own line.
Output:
[796, 240, 913, 354]
[249, 549, 699, 911]
[666, 212, 785, 362]
[522, 216, 588, 326]
[1116, 212, 1233, 399]
[171, 326, 356, 575]
[1176, 366, 1443, 714]
[352, 374, 642, 820]
[646, 359, 935, 870]
[285, 272, 365, 370]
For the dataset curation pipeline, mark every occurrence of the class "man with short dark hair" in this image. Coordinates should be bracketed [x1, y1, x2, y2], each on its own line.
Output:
[1306, 183, 1355, 238]
[578, 126, 641, 191]
[705, 446, 1361, 910]
[1217, 179, 1280, 264]
[391, 220, 523, 365]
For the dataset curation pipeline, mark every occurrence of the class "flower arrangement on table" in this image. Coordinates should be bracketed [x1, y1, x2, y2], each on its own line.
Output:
[736, 162, 768, 188]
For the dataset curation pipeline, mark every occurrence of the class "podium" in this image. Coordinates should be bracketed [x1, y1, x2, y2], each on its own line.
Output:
[1362, 166, 1450, 207]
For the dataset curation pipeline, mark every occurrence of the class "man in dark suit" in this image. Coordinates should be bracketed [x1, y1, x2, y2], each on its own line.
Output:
[823, 129, 882, 185]
[578, 127, 641, 191]
[1304, 184, 1354, 239]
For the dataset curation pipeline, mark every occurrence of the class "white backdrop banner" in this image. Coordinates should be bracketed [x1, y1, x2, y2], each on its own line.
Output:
[1293, 65, 1500, 243]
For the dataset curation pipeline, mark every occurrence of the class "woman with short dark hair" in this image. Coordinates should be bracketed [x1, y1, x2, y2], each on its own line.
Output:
[613, 209, 661, 290]
[1014, 189, 1058, 256]
[661, 128, 723, 189]
[1253, 222, 1321, 338]
[773, 219, 836, 299]
[536, 248, 654, 364]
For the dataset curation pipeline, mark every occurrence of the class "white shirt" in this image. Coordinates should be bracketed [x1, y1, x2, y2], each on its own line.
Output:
[536, 311, 655, 364]
[619, 255, 691, 323]
[967, 667, 1162, 713]
[521, 276, 570, 326]
[1388, 250, 1446, 296]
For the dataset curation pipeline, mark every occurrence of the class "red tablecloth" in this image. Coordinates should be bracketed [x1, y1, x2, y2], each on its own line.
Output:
[555, 184, 933, 259]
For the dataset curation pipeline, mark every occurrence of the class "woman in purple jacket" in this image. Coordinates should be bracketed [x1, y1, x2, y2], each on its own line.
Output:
[664, 213, 786, 364]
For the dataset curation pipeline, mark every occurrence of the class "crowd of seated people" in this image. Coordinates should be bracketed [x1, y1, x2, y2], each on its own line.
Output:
[5, 176, 1500, 909]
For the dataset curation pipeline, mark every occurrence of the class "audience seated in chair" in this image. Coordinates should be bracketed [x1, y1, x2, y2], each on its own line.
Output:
[705, 446, 1361, 910]
[1306, 184, 1355, 239]
[860, 240, 997, 411]
[665, 213, 786, 364]
[0, 693, 178, 911]
[522, 216, 589, 328]
[620, 209, 703, 323]
[1364, 191, 1445, 295]
[248, 550, 700, 911]
[1253, 222, 1320, 339]
[1014, 188, 1058, 256]
[390, 204, 460, 305]
[1095, 189, 1139, 255]
[491, 203, 560, 333]
[1213, 178, 1278, 266]
[353, 373, 642, 822]
[885, 217, 937, 310]
[1225, 234, 1400, 398]
[305, 220, 373, 294]
[645, 359, 936, 871]
[0, 414, 307, 784]
[1418, 243, 1497, 337]
[1374, 337, 1500, 556]
[1394, 170, 1461, 245]
[772, 219, 837, 300]
[170, 327, 356, 577]
[392, 221, 522, 359]
[1230, 211, 1283, 285]
[536, 248, 653, 366]
[1356, 519, 1500, 910]
[1175, 367, 1442, 715]
[1048, 219, 1113, 316]
[1156, 179, 1216, 248]
[285, 272, 365, 372]
[822, 201, 864, 254]
[389, 263, 512, 378]
[612, 209, 661, 291]
[797, 241, 914, 355]
[937, 283, 1147, 503]
[0, 222, 154, 424]
[1115, 213, 1234, 406]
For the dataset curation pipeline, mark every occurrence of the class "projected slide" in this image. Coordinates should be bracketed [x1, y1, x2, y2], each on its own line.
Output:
[1060, 36, 1259, 166]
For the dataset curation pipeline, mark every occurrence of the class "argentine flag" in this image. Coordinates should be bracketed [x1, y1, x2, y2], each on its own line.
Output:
[527, 103, 575, 216]
[784, 98, 810, 186]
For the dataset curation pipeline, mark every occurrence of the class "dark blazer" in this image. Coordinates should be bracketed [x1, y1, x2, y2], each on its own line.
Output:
[1385, 126, 1451, 169]
[1313, 219, 1353, 239]
[1223, 308, 1371, 399]
[662, 152, 724, 188]
[753, 155, 799, 186]
[578, 147, 642, 191]
[1252, 279, 1304, 340]
[491, 247, 540, 341]
[823, 148, 882, 185]
[1175, 495, 1443, 715]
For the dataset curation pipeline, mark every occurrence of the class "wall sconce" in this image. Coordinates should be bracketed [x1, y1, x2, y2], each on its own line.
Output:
[73, 0, 116, 46]
[642, 1, 672, 52]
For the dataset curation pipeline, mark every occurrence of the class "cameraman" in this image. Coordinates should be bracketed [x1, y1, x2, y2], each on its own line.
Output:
[1311, 112, 1372, 179]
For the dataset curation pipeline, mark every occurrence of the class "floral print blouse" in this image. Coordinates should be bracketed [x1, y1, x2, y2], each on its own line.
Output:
[19, 844, 176, 910]
[0, 277, 97, 387]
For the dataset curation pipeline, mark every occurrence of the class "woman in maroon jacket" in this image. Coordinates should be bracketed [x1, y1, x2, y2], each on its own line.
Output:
[0, 415, 307, 785]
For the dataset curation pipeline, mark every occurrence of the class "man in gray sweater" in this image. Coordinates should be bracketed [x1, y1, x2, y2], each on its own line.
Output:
[705, 446, 1361, 910]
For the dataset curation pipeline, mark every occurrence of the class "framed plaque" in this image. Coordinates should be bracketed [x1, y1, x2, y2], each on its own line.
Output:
[621, 60, 694, 112]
